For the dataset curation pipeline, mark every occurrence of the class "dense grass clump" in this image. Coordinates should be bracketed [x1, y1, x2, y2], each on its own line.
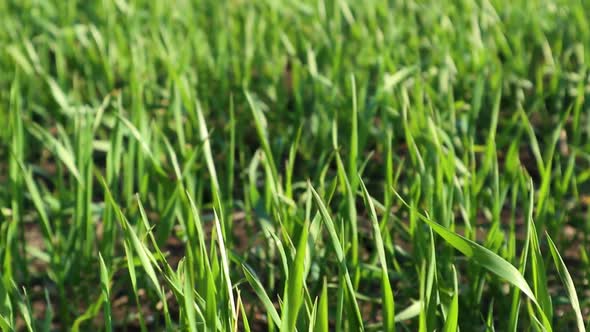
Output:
[1, 0, 589, 330]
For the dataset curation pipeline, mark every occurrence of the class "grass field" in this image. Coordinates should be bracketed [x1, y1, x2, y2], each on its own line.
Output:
[1, 0, 590, 331]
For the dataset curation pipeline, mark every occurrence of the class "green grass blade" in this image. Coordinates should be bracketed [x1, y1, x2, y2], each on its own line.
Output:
[546, 233, 586, 332]
[242, 264, 281, 327]
[394, 301, 421, 322]
[245, 91, 280, 189]
[19, 166, 55, 243]
[442, 265, 459, 332]
[280, 221, 308, 332]
[28, 123, 81, 183]
[360, 178, 394, 331]
[183, 258, 198, 332]
[313, 279, 329, 332]
[237, 292, 251, 332]
[101, 177, 163, 299]
[98, 253, 112, 332]
[213, 210, 237, 323]
[195, 100, 221, 193]
[428, 215, 537, 304]
[393, 190, 538, 305]
[309, 183, 363, 330]
[71, 293, 105, 332]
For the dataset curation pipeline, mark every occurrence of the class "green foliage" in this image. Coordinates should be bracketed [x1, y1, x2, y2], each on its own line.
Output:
[0, 0, 589, 330]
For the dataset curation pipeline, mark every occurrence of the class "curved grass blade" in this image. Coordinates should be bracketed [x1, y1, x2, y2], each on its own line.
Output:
[313, 279, 328, 332]
[242, 264, 281, 327]
[393, 188, 539, 306]
[309, 183, 363, 330]
[213, 211, 237, 322]
[28, 123, 81, 183]
[98, 253, 112, 332]
[394, 301, 421, 322]
[71, 293, 105, 332]
[426, 215, 537, 304]
[19, 165, 55, 244]
[360, 179, 394, 331]
[280, 221, 309, 332]
[245, 91, 279, 188]
[237, 291, 251, 332]
[0, 315, 11, 332]
[184, 259, 198, 332]
[101, 176, 163, 299]
[546, 233, 586, 332]
[442, 265, 459, 332]
[195, 100, 220, 193]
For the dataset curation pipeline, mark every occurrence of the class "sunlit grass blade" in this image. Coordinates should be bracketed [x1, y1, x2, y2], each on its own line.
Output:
[242, 264, 281, 327]
[394, 301, 421, 322]
[183, 257, 198, 332]
[98, 253, 112, 332]
[442, 265, 459, 332]
[0, 315, 11, 332]
[116, 114, 165, 175]
[71, 293, 105, 332]
[546, 233, 586, 332]
[0, 272, 12, 330]
[213, 210, 237, 323]
[313, 278, 328, 332]
[486, 299, 495, 331]
[280, 221, 308, 332]
[46, 77, 72, 115]
[237, 291, 251, 332]
[19, 165, 55, 244]
[245, 91, 280, 189]
[334, 152, 358, 286]
[101, 176, 163, 299]
[195, 100, 221, 193]
[122, 240, 148, 332]
[309, 183, 363, 330]
[360, 178, 394, 331]
[28, 122, 81, 183]
[15, 290, 33, 332]
[349, 74, 358, 190]
[392, 189, 538, 305]
[528, 204, 553, 324]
